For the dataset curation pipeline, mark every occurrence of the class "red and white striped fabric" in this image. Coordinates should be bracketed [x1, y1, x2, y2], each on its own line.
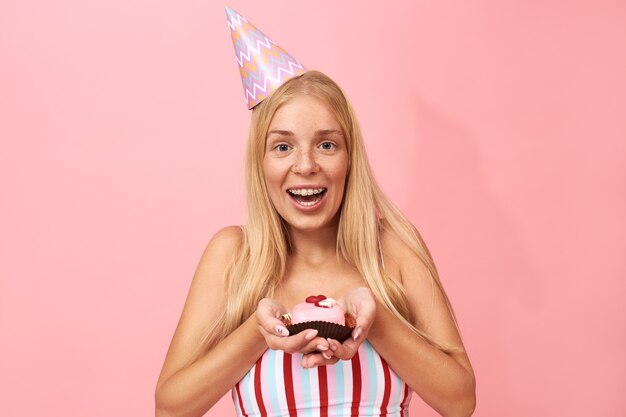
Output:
[232, 340, 412, 417]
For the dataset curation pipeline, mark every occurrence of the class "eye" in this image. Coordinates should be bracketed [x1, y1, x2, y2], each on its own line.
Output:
[274, 144, 290, 152]
[319, 141, 336, 151]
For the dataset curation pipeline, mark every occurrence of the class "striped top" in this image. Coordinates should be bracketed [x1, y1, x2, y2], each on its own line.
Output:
[232, 340, 412, 417]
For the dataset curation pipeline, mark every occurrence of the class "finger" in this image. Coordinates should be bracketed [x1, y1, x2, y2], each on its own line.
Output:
[328, 338, 360, 361]
[274, 323, 290, 337]
[354, 304, 375, 335]
[351, 306, 375, 341]
[256, 299, 289, 337]
[352, 326, 363, 342]
[268, 329, 320, 353]
[259, 317, 289, 337]
[301, 352, 340, 368]
[299, 336, 330, 355]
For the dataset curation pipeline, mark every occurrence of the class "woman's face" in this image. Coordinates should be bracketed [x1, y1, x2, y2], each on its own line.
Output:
[263, 95, 349, 233]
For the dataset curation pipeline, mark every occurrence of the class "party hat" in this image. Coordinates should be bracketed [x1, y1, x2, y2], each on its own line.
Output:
[225, 6, 306, 109]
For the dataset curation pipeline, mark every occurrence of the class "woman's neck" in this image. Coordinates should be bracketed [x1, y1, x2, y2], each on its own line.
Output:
[287, 223, 340, 267]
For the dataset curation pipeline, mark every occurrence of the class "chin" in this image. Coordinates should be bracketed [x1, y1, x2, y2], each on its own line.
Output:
[285, 220, 327, 232]
[283, 213, 341, 234]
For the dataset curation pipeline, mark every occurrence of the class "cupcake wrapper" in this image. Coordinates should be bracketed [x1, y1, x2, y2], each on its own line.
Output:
[286, 320, 353, 343]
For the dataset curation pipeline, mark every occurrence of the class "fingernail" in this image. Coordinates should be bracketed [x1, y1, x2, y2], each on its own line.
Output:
[305, 329, 318, 340]
[327, 339, 337, 351]
[275, 325, 289, 336]
[353, 327, 362, 341]
[317, 344, 328, 351]
[322, 352, 332, 360]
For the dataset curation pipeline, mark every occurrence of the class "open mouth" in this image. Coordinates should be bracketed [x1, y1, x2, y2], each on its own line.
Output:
[287, 188, 327, 207]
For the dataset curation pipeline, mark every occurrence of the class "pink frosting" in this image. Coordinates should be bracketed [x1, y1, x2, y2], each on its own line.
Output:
[291, 298, 345, 326]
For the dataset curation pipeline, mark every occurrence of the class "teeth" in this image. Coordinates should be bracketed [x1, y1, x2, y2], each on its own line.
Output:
[288, 188, 325, 196]
[298, 199, 321, 207]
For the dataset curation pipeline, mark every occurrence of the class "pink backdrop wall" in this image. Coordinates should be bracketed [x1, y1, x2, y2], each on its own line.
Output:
[1, 1, 625, 416]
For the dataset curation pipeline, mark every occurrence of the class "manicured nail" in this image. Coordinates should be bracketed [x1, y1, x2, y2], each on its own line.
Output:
[322, 352, 333, 360]
[275, 325, 289, 336]
[327, 339, 337, 351]
[305, 329, 319, 340]
[317, 344, 328, 351]
[353, 327, 362, 341]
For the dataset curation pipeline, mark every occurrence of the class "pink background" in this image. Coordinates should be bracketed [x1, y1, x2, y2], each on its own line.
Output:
[1, 1, 625, 416]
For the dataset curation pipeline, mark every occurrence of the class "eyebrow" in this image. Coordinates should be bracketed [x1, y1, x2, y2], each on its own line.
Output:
[267, 129, 294, 137]
[315, 129, 343, 136]
[266, 129, 343, 137]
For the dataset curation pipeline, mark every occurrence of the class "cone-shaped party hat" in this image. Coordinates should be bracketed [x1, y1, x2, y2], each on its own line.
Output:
[225, 6, 306, 109]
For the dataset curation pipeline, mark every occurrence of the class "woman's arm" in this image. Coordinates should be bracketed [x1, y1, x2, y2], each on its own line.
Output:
[155, 227, 333, 417]
[367, 230, 476, 417]
[155, 226, 267, 417]
[311, 230, 475, 416]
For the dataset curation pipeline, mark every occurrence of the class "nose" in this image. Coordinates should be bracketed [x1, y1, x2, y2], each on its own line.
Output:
[291, 148, 320, 175]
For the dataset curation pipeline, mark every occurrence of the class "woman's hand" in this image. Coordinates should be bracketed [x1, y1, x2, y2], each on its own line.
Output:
[256, 298, 330, 355]
[301, 287, 377, 368]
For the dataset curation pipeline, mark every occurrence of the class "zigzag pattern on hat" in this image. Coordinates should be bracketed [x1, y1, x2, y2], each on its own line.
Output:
[226, 6, 306, 109]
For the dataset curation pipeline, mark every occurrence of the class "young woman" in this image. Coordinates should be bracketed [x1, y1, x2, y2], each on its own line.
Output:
[155, 71, 475, 417]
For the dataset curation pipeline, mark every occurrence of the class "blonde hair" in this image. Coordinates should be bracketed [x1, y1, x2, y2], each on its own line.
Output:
[201, 71, 458, 352]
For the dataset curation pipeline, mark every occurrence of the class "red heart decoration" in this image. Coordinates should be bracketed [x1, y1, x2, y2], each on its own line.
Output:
[305, 294, 327, 304]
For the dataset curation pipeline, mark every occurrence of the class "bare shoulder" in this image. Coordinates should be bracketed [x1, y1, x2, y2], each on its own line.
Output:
[380, 224, 472, 373]
[184, 225, 243, 311]
[379, 226, 414, 259]
[206, 225, 244, 255]
[194, 226, 243, 272]
[379, 226, 430, 285]
[157, 226, 244, 384]
[380, 225, 453, 334]
[212, 225, 244, 242]
[182, 226, 243, 323]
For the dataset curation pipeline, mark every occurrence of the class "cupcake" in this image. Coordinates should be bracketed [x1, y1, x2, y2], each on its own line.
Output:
[281, 295, 356, 342]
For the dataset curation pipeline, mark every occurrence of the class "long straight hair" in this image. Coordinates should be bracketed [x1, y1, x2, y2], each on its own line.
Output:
[200, 71, 459, 353]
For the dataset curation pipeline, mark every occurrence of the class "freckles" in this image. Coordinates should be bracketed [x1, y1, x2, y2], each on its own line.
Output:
[326, 161, 349, 177]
